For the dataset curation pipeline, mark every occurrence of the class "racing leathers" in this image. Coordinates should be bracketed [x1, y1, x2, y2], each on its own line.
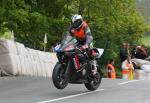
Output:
[68, 21, 97, 75]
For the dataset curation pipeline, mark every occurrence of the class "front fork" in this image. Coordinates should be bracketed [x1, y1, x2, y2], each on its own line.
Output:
[64, 60, 71, 77]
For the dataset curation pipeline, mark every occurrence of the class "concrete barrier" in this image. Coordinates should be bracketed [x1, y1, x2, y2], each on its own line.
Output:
[0, 39, 17, 54]
[134, 70, 146, 80]
[0, 39, 57, 77]
[141, 65, 150, 73]
[134, 69, 150, 80]
[131, 59, 150, 80]
[0, 53, 19, 75]
[132, 59, 150, 67]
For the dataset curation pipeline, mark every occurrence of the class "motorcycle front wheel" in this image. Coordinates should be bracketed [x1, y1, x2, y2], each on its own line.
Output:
[52, 63, 68, 89]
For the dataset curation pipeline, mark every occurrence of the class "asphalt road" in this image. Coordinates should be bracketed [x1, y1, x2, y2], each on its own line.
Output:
[0, 77, 150, 103]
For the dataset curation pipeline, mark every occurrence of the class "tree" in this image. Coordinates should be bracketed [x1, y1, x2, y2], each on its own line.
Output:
[0, 0, 148, 57]
[72, 0, 148, 65]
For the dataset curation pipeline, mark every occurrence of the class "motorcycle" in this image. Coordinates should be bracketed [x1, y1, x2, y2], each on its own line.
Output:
[52, 32, 104, 91]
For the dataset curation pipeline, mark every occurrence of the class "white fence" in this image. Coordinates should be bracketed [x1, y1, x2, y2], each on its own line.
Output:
[0, 39, 57, 77]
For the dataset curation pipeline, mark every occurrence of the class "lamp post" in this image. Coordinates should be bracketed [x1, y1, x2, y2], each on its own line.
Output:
[44, 33, 47, 51]
[11, 30, 15, 41]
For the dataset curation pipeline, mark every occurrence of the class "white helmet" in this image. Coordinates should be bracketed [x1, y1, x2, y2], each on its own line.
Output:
[71, 14, 83, 29]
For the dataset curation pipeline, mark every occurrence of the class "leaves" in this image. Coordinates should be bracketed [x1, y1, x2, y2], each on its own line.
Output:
[0, 0, 148, 56]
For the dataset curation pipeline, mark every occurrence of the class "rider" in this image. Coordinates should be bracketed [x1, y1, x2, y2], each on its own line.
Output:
[68, 14, 97, 75]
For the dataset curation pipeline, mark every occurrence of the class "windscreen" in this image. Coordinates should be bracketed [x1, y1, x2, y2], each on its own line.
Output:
[61, 32, 77, 49]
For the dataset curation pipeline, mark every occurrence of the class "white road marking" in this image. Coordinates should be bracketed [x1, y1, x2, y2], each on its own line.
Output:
[37, 89, 104, 103]
[118, 80, 141, 85]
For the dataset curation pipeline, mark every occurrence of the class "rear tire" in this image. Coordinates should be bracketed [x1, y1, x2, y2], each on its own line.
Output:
[52, 63, 68, 89]
[84, 67, 102, 91]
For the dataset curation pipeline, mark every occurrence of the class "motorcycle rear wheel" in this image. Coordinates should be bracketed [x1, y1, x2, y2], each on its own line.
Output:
[84, 67, 102, 91]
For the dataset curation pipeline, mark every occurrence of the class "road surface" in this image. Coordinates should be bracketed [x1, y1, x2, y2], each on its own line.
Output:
[0, 77, 150, 103]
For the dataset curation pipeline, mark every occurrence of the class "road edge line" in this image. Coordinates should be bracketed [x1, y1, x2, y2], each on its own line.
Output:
[37, 89, 104, 103]
[118, 80, 143, 85]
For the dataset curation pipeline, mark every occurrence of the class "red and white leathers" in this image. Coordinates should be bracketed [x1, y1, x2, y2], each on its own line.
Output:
[68, 16, 97, 75]
[68, 21, 93, 47]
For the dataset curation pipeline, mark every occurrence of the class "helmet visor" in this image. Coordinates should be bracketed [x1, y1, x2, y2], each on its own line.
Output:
[72, 19, 82, 29]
